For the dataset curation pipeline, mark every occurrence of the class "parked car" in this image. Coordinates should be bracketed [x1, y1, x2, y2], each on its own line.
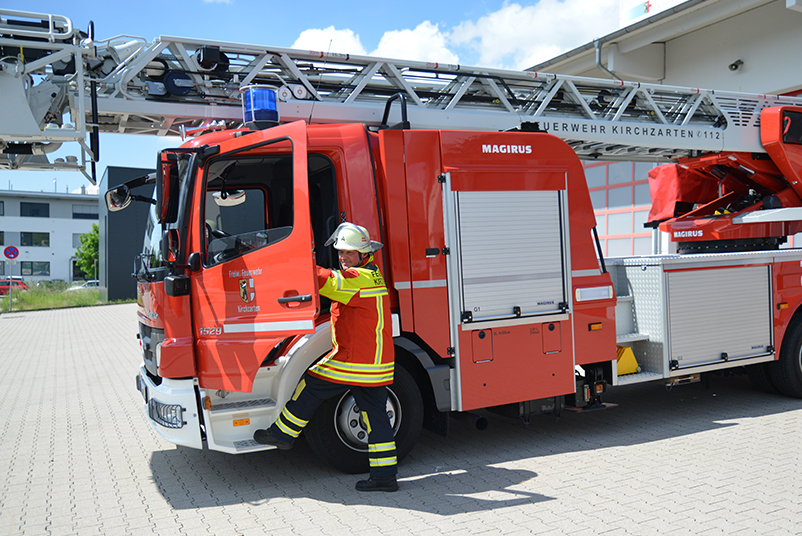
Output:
[0, 280, 28, 295]
[67, 280, 99, 291]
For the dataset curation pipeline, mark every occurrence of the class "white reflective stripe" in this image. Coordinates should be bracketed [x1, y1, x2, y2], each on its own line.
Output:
[224, 319, 315, 334]
[414, 279, 447, 289]
[374, 296, 384, 364]
[575, 286, 613, 302]
[360, 288, 388, 297]
[319, 361, 394, 372]
[369, 456, 397, 467]
[281, 407, 308, 427]
[275, 419, 302, 438]
[368, 441, 396, 452]
[572, 269, 601, 278]
[332, 271, 359, 294]
[394, 279, 447, 290]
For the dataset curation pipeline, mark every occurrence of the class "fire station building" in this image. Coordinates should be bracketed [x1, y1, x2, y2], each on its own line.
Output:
[530, 0, 802, 256]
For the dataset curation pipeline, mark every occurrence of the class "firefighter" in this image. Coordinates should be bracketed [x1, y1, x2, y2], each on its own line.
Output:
[253, 222, 398, 492]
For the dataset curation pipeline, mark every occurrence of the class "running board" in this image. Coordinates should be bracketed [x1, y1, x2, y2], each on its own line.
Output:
[210, 398, 276, 414]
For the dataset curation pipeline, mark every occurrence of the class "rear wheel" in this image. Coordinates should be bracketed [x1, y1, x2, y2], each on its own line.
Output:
[745, 363, 778, 394]
[770, 317, 802, 398]
[305, 366, 424, 474]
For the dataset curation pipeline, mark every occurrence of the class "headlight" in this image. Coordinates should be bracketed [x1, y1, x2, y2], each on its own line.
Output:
[149, 398, 184, 428]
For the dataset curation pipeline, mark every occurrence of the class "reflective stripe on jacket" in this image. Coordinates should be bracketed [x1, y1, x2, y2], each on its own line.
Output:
[308, 255, 394, 386]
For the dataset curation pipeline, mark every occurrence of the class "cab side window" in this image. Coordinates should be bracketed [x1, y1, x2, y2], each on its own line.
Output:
[204, 156, 293, 266]
[203, 153, 339, 271]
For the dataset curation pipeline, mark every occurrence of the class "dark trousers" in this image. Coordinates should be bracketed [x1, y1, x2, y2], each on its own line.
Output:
[270, 373, 397, 478]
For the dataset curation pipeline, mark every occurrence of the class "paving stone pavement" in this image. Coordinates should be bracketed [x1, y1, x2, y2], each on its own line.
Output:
[1, 303, 802, 535]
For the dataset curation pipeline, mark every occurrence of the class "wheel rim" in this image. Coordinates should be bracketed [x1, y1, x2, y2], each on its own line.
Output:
[332, 388, 401, 452]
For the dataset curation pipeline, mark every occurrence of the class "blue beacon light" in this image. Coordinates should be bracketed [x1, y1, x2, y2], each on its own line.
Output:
[240, 85, 279, 129]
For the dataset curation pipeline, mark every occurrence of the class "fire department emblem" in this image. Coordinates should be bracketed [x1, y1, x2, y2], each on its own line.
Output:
[239, 278, 255, 303]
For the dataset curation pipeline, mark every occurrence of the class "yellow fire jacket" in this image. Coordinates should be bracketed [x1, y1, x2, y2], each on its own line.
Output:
[308, 255, 394, 386]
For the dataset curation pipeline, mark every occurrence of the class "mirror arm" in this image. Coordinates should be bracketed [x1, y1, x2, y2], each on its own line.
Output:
[130, 194, 157, 205]
[108, 172, 155, 193]
[176, 252, 202, 272]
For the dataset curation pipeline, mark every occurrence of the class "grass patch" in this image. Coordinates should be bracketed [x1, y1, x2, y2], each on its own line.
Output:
[1, 284, 103, 313]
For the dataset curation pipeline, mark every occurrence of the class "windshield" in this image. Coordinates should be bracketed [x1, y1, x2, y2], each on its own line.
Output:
[137, 153, 191, 279]
[141, 202, 166, 271]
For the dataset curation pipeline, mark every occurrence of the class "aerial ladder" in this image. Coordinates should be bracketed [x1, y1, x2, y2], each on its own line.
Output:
[3, 7, 802, 182]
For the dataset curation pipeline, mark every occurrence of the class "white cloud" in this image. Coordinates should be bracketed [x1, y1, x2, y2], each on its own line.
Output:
[287, 1, 620, 71]
[291, 27, 367, 56]
[370, 21, 459, 64]
[451, 0, 620, 70]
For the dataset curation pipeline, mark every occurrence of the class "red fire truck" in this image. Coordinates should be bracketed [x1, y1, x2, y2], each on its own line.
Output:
[2, 9, 802, 473]
[104, 89, 802, 473]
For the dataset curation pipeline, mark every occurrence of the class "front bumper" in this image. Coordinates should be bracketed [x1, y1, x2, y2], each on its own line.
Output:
[136, 365, 203, 449]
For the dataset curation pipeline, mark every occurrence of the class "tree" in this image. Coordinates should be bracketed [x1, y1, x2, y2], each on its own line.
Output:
[75, 224, 99, 279]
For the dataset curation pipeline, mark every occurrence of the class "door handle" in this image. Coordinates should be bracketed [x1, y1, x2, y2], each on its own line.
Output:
[278, 294, 313, 304]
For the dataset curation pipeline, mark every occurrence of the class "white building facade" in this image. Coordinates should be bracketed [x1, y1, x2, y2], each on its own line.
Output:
[529, 0, 802, 256]
[0, 189, 99, 282]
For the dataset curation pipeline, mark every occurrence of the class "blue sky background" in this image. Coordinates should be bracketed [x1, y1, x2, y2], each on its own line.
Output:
[3, 0, 623, 193]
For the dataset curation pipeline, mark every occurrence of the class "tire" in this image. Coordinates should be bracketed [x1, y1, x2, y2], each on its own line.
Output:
[769, 317, 802, 398]
[745, 363, 778, 394]
[305, 365, 424, 474]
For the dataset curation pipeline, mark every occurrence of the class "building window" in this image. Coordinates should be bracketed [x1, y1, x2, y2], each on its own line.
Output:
[585, 161, 655, 257]
[73, 233, 83, 248]
[72, 260, 90, 280]
[0, 261, 4, 275]
[72, 204, 98, 220]
[20, 202, 50, 218]
[0, 231, 3, 245]
[0, 200, 4, 216]
[21, 261, 50, 276]
[21, 232, 50, 247]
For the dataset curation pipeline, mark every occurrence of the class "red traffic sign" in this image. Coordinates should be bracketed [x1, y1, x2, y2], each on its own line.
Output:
[4, 246, 19, 259]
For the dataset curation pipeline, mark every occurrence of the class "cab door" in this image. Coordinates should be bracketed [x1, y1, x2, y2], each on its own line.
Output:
[191, 121, 319, 392]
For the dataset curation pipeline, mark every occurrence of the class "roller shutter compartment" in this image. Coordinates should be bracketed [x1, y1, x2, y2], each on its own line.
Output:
[456, 190, 567, 323]
[666, 265, 772, 369]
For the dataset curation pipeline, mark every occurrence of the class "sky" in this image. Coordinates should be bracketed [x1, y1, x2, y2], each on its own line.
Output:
[2, 0, 625, 194]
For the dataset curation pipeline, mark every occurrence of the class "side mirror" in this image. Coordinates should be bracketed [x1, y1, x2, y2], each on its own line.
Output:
[157, 151, 180, 224]
[187, 252, 201, 272]
[105, 186, 132, 212]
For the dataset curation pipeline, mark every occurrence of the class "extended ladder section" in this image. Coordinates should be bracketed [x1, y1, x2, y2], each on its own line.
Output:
[3, 8, 802, 179]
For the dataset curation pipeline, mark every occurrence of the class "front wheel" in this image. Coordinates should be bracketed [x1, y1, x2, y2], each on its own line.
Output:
[305, 366, 424, 474]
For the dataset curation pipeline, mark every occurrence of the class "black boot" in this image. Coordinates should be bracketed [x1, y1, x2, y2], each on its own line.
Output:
[355, 475, 399, 492]
[253, 428, 293, 450]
